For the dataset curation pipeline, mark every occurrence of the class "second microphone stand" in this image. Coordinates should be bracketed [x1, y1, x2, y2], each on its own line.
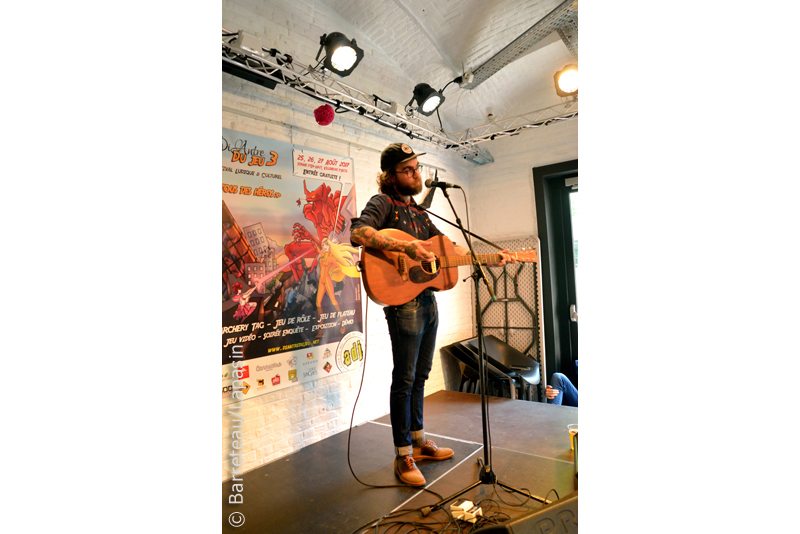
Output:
[421, 187, 549, 516]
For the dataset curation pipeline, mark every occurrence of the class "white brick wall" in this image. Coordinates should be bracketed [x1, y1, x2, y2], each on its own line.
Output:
[467, 118, 579, 241]
[221, 0, 577, 482]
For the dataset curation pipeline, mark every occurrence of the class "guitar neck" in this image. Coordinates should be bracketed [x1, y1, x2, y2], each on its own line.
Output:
[438, 253, 506, 268]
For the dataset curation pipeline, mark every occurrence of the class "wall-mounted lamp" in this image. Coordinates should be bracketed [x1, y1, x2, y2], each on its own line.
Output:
[554, 64, 578, 97]
[316, 32, 364, 77]
[409, 83, 445, 116]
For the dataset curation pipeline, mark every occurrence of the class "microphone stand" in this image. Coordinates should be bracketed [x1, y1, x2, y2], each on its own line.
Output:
[422, 188, 549, 516]
[419, 173, 506, 252]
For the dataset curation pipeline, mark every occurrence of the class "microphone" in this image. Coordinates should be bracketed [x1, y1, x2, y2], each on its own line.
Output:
[424, 177, 461, 189]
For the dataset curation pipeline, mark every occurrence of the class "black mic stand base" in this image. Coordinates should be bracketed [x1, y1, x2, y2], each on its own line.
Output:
[420, 456, 549, 517]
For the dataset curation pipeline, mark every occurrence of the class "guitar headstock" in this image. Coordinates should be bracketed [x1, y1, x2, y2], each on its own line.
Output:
[513, 249, 538, 263]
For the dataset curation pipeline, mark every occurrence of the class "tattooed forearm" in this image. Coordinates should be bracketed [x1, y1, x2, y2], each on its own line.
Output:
[351, 226, 422, 259]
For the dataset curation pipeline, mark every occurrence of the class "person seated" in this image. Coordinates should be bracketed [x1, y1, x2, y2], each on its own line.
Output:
[545, 372, 578, 407]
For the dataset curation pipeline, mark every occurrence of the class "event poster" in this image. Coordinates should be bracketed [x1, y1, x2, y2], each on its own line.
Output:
[222, 128, 364, 406]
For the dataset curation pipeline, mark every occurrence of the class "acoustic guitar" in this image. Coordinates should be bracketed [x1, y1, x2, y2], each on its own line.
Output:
[358, 228, 538, 306]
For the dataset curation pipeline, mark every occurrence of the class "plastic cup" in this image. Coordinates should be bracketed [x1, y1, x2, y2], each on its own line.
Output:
[567, 424, 578, 450]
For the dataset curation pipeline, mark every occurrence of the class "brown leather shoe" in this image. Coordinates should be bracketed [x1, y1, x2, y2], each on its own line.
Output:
[412, 440, 454, 461]
[395, 455, 426, 486]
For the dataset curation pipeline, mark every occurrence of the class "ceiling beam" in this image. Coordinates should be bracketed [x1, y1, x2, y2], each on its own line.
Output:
[460, 0, 578, 90]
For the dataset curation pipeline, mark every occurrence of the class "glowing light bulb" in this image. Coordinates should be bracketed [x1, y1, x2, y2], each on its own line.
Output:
[330, 46, 357, 71]
[558, 70, 578, 94]
[421, 95, 441, 113]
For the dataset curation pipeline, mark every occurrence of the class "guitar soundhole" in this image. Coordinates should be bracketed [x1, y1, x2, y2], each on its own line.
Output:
[409, 258, 440, 284]
[420, 258, 440, 275]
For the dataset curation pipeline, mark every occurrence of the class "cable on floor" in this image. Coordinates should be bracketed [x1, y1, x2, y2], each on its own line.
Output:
[345, 296, 444, 504]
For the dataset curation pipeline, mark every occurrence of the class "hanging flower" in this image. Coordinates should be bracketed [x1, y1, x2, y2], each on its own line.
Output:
[314, 104, 335, 126]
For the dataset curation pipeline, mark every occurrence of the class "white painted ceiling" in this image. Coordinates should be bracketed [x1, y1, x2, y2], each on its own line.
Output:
[315, 0, 578, 135]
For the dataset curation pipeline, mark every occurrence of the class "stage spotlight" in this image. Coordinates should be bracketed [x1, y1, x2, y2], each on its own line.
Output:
[554, 64, 578, 97]
[316, 32, 364, 77]
[411, 83, 445, 116]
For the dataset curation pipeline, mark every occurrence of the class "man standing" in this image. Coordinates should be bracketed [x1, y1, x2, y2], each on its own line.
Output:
[350, 143, 513, 486]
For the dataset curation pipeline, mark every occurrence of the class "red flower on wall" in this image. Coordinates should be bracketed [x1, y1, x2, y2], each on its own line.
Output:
[314, 104, 335, 126]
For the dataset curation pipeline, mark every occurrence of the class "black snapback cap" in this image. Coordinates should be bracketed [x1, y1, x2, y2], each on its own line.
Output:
[380, 143, 426, 172]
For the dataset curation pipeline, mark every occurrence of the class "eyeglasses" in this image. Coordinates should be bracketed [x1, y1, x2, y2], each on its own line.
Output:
[393, 164, 423, 178]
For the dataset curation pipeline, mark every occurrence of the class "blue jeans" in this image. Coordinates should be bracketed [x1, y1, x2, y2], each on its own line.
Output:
[383, 293, 438, 451]
[547, 372, 578, 407]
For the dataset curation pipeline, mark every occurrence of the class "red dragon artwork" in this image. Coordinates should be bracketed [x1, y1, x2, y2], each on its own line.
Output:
[283, 180, 348, 282]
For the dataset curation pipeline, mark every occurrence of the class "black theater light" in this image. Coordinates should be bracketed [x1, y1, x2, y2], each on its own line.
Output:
[411, 83, 445, 116]
[554, 64, 578, 97]
[316, 32, 364, 77]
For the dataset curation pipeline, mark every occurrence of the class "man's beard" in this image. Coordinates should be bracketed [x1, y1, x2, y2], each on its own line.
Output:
[396, 180, 422, 197]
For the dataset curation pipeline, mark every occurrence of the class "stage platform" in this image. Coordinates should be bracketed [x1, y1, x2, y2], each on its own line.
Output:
[222, 390, 578, 533]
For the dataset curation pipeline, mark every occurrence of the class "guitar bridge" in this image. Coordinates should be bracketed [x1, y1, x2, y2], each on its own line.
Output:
[398, 256, 408, 282]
